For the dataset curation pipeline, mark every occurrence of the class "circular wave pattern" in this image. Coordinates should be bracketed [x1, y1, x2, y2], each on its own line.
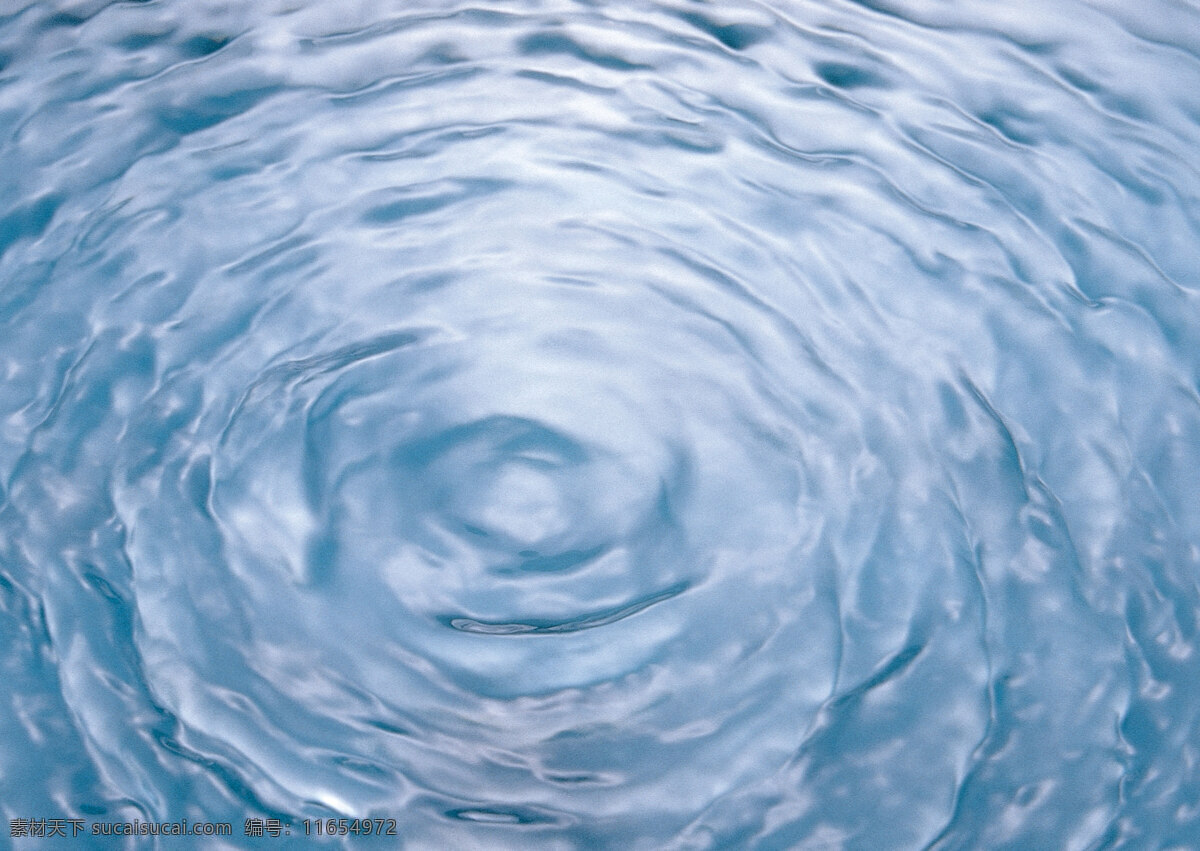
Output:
[2, 0, 1199, 847]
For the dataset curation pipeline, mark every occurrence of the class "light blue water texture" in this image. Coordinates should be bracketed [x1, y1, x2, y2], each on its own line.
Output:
[2, 0, 1200, 847]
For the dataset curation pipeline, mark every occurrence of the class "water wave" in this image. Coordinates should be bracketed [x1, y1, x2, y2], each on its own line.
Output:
[2, 0, 1199, 847]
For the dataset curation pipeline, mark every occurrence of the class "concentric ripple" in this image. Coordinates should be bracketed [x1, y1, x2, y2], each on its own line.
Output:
[2, 0, 1200, 847]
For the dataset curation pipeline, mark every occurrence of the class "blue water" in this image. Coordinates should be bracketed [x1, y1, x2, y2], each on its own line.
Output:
[2, 0, 1199, 847]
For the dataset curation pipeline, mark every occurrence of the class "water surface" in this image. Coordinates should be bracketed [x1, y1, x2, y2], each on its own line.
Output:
[2, 0, 1200, 847]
